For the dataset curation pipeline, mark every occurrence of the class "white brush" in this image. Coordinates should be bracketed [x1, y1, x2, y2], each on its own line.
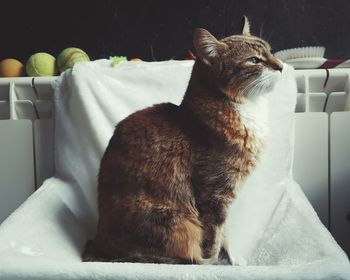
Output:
[274, 46, 350, 69]
[274, 46, 325, 61]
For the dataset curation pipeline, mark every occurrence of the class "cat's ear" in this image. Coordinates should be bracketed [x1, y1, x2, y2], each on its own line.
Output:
[240, 15, 251, 35]
[193, 28, 226, 66]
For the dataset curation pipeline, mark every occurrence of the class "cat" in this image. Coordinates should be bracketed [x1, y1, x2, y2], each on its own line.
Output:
[82, 16, 283, 265]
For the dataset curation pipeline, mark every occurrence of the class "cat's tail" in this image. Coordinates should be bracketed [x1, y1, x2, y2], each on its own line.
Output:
[83, 252, 196, 264]
[110, 254, 196, 264]
[82, 240, 196, 264]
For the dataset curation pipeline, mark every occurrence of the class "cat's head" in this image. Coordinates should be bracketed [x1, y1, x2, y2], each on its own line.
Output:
[193, 16, 283, 103]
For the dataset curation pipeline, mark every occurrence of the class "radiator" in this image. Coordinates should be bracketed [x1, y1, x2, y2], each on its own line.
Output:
[0, 69, 349, 256]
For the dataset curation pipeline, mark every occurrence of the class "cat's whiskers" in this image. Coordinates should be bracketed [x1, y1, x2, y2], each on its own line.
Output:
[241, 78, 266, 96]
[248, 77, 271, 95]
[242, 72, 279, 99]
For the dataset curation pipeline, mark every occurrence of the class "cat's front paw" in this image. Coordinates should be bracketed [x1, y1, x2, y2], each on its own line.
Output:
[231, 255, 247, 266]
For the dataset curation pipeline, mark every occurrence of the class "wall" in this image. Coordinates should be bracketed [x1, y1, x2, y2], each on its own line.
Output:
[0, 0, 349, 63]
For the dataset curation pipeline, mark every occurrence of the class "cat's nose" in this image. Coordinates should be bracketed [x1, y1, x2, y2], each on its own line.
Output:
[270, 57, 283, 72]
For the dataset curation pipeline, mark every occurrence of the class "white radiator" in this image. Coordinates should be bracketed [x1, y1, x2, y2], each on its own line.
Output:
[0, 70, 349, 256]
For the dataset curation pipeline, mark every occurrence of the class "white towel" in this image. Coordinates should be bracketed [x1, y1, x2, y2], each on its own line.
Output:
[0, 60, 348, 280]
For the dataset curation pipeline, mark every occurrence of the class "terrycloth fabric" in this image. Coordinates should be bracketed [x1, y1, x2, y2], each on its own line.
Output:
[0, 60, 349, 280]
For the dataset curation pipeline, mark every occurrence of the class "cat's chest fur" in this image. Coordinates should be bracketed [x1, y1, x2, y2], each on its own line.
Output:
[231, 96, 268, 158]
[194, 96, 267, 178]
[192, 96, 268, 260]
[193, 96, 268, 219]
[232, 96, 268, 141]
[231, 95, 268, 138]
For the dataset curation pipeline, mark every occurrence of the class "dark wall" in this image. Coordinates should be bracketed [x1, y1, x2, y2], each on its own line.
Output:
[1, 0, 349, 63]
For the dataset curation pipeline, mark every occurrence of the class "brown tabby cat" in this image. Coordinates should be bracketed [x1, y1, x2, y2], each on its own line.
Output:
[82, 16, 283, 265]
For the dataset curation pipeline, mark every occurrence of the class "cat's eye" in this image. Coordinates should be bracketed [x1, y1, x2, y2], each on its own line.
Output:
[247, 57, 261, 64]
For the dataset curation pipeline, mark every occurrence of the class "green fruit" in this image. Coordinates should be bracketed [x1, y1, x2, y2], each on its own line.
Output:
[26, 53, 58, 77]
[57, 47, 90, 73]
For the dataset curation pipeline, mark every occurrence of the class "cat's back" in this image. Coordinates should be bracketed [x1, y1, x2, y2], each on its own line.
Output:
[99, 102, 193, 192]
[115, 102, 189, 150]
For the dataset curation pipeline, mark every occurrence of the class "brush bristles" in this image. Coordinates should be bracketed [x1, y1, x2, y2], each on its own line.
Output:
[274, 46, 325, 61]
